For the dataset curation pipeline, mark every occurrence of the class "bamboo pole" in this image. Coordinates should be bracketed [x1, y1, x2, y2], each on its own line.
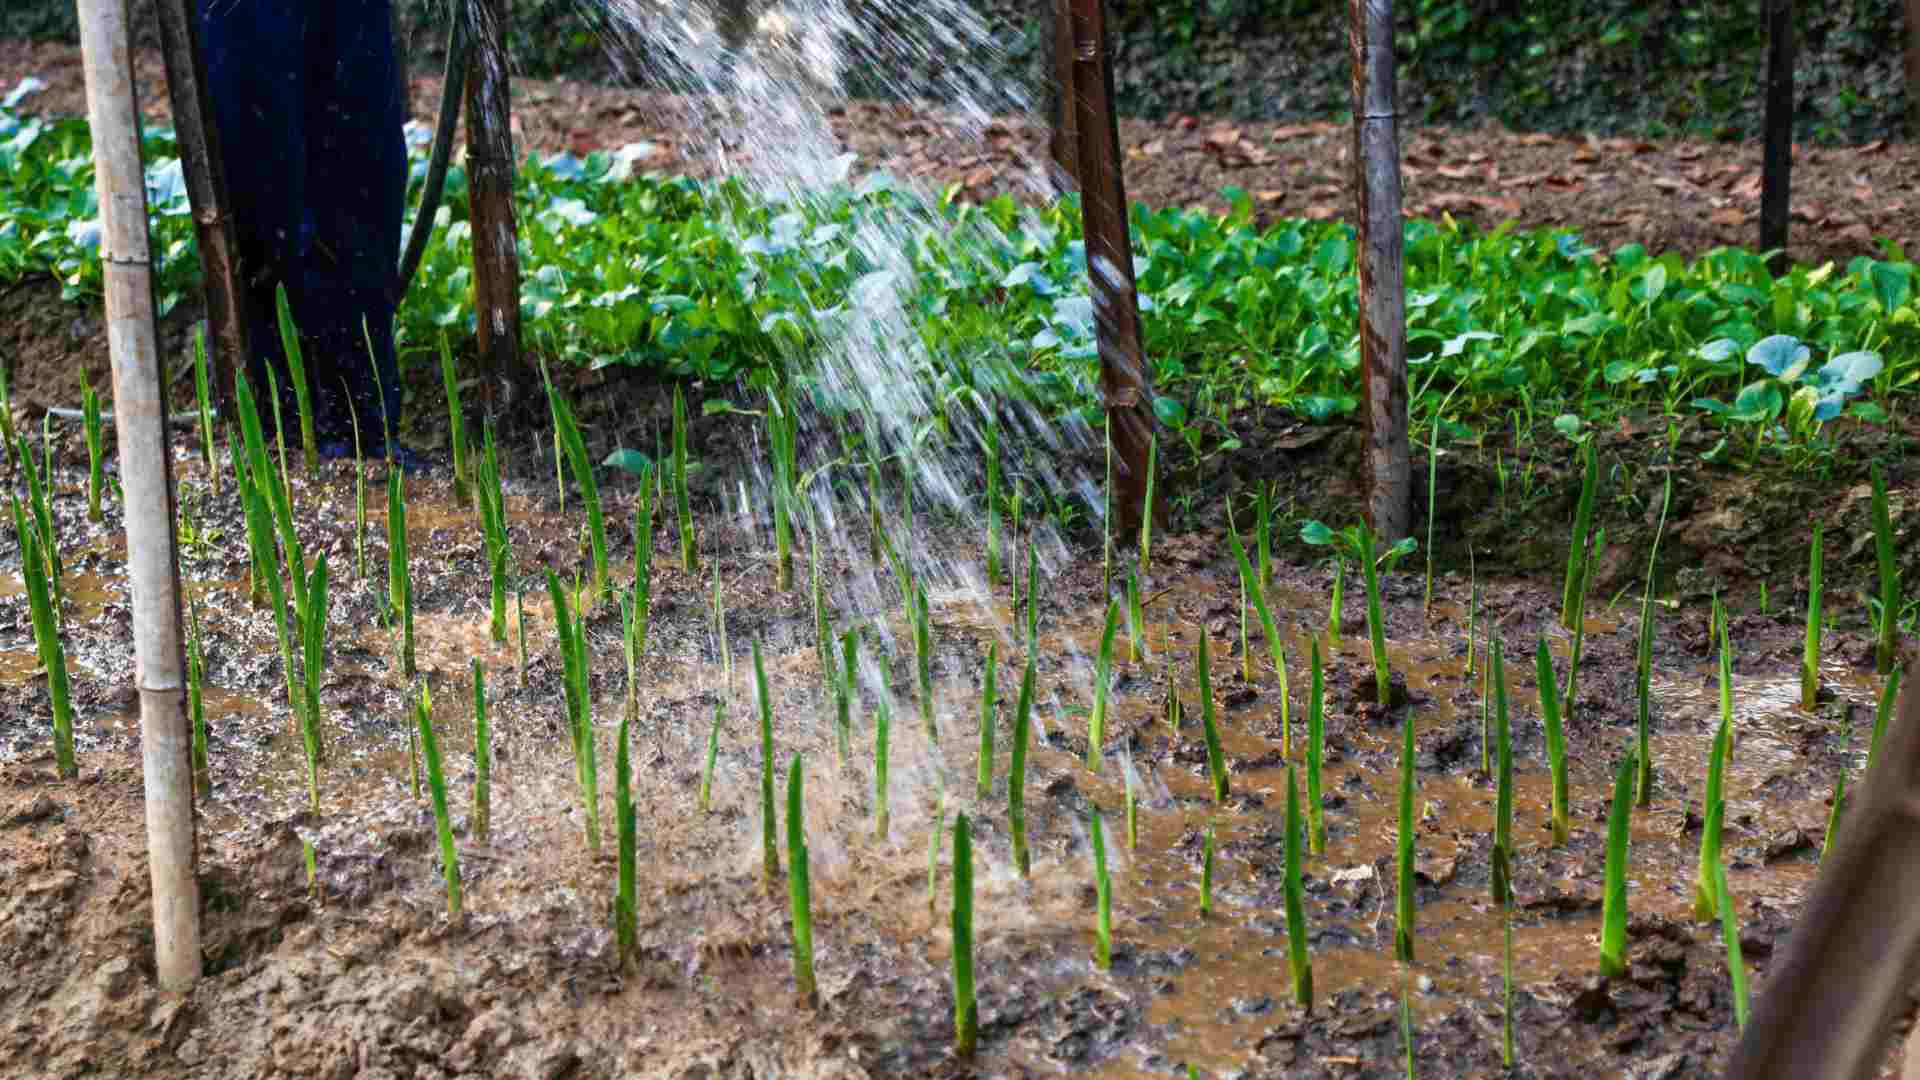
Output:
[1349, 0, 1411, 542]
[464, 0, 526, 425]
[1047, 0, 1080, 195]
[1067, 0, 1158, 534]
[1759, 0, 1794, 275]
[76, 0, 199, 992]
[150, 0, 247, 416]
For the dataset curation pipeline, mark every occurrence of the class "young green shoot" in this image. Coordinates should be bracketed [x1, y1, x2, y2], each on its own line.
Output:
[1308, 639, 1327, 854]
[1401, 973, 1418, 1079]
[1025, 542, 1041, 649]
[1821, 768, 1845, 862]
[1301, 520, 1416, 705]
[1088, 596, 1121, 771]
[977, 641, 997, 799]
[1633, 460, 1674, 805]
[189, 327, 220, 495]
[437, 336, 470, 503]
[0, 354, 15, 469]
[1199, 821, 1216, 916]
[1229, 512, 1290, 753]
[418, 681, 461, 916]
[188, 597, 209, 796]
[674, 385, 697, 572]
[386, 469, 415, 676]
[1010, 651, 1036, 877]
[481, 425, 512, 641]
[1396, 708, 1417, 963]
[927, 778, 946, 916]
[1142, 434, 1159, 575]
[1284, 763, 1314, 1011]
[952, 812, 978, 1057]
[1560, 438, 1597, 631]
[1255, 478, 1272, 590]
[472, 659, 491, 845]
[1870, 667, 1901, 775]
[1561, 525, 1603, 722]
[1873, 464, 1898, 675]
[273, 284, 319, 476]
[18, 523, 74, 777]
[1803, 520, 1823, 711]
[1328, 556, 1345, 646]
[838, 627, 859, 767]
[1196, 629, 1228, 805]
[1090, 805, 1112, 970]
[298, 553, 329, 798]
[700, 698, 722, 813]
[614, 696, 637, 962]
[1536, 637, 1569, 846]
[754, 641, 780, 889]
[787, 754, 816, 1005]
[912, 583, 936, 740]
[1492, 636, 1512, 905]
[546, 569, 600, 854]
[552, 393, 608, 597]
[1599, 741, 1635, 978]
[1712, 814, 1750, 1029]
[1694, 710, 1734, 922]
[80, 373, 103, 522]
[768, 394, 795, 591]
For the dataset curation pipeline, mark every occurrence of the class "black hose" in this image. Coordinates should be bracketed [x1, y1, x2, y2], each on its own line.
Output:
[393, 4, 471, 305]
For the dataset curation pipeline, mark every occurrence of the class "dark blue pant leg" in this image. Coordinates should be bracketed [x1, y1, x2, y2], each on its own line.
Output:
[196, 0, 307, 420]
[303, 0, 408, 446]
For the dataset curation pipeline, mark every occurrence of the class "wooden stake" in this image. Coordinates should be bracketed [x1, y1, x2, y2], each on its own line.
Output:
[1349, 0, 1411, 542]
[77, 0, 199, 992]
[464, 0, 526, 425]
[1759, 0, 1795, 275]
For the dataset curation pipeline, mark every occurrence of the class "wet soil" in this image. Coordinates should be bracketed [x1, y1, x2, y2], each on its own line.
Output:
[1, 36, 1916, 272]
[3, 407, 1918, 1078]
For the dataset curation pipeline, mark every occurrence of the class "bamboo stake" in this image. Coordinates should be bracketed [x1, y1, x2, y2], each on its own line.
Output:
[1759, 0, 1795, 276]
[77, 0, 198, 991]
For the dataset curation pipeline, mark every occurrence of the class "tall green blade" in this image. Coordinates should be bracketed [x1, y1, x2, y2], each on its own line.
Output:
[1197, 631, 1228, 805]
[1803, 520, 1823, 711]
[1536, 637, 1569, 846]
[1090, 806, 1112, 970]
[754, 641, 780, 888]
[977, 642, 998, 799]
[1599, 741, 1636, 977]
[1284, 764, 1313, 1011]
[1088, 597, 1121, 771]
[787, 754, 815, 1004]
[1873, 464, 1898, 674]
[1308, 639, 1326, 854]
[418, 688, 462, 916]
[1010, 651, 1035, 877]
[1395, 708, 1416, 963]
[952, 812, 977, 1056]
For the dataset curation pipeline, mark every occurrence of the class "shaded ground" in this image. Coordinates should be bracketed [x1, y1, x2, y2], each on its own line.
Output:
[1, 37, 1916, 273]
[1, 389, 1919, 1078]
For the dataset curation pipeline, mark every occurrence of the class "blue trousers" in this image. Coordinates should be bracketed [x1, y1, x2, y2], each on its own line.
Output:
[198, 0, 408, 445]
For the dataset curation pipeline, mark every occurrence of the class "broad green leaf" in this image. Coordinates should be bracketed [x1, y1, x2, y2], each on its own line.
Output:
[1746, 334, 1810, 381]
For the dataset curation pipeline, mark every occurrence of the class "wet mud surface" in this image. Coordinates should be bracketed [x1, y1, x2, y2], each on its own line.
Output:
[3, 414, 1917, 1078]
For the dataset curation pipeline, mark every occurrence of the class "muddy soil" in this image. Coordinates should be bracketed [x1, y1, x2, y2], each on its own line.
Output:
[1, 37, 1916, 272]
[2, 405, 1918, 1079]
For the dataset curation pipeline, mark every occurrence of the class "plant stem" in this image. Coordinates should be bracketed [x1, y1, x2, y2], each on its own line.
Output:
[700, 698, 723, 813]
[952, 812, 977, 1057]
[1873, 463, 1898, 674]
[418, 683, 461, 916]
[977, 641, 997, 799]
[274, 284, 319, 477]
[1560, 438, 1596, 631]
[1088, 597, 1121, 771]
[1200, 821, 1216, 916]
[1010, 651, 1035, 877]
[787, 754, 816, 1005]
[1197, 630, 1228, 804]
[1308, 639, 1326, 854]
[754, 640, 780, 890]
[1090, 805, 1112, 970]
[1599, 742, 1637, 978]
[675, 385, 697, 572]
[615, 703, 636, 962]
[1803, 520, 1823, 710]
[1536, 637, 1569, 846]
[1396, 707, 1416, 964]
[1284, 763, 1313, 1011]
[874, 694, 892, 841]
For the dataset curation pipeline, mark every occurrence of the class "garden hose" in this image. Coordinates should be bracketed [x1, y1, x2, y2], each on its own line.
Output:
[392, 2, 471, 305]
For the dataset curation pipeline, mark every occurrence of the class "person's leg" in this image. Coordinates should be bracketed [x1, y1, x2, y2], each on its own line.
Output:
[303, 0, 408, 451]
[195, 0, 307, 420]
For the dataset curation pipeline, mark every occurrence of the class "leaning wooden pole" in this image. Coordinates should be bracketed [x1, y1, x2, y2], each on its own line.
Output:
[76, 0, 199, 992]
[1349, 0, 1411, 542]
[1725, 656, 1920, 1079]
[1068, 0, 1157, 533]
[151, 0, 247, 416]
[1047, 0, 1080, 195]
[464, 0, 525, 424]
[1906, 0, 1920, 139]
[1759, 0, 1795, 275]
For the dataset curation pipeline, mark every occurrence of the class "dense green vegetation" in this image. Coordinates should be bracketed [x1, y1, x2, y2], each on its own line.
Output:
[3, 98, 1917, 463]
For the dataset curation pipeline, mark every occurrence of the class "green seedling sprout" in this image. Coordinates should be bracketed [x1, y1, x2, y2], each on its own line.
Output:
[1423, 421, 1438, 615]
[912, 583, 936, 739]
[348, 395, 367, 579]
[1010, 650, 1036, 877]
[1142, 435, 1159, 575]
[977, 641, 997, 799]
[1712, 814, 1750, 1029]
[1633, 459, 1673, 805]
[1874, 464, 1899, 674]
[1088, 596, 1121, 771]
[387, 469, 415, 677]
[788, 755, 816, 1005]
[615, 699, 637, 963]
[1396, 708, 1416, 963]
[700, 695, 722, 813]
[1479, 638, 1492, 776]
[714, 563, 732, 689]
[1716, 594, 1736, 753]
[1284, 763, 1314, 1011]
[768, 394, 795, 591]
[1196, 630, 1229, 804]
[1199, 821, 1216, 916]
[952, 812, 978, 1057]
[1025, 542, 1041, 648]
[753, 641, 780, 889]
[1229, 512, 1291, 753]
[985, 419, 1002, 587]
[79, 373, 103, 522]
[1165, 646, 1182, 733]
[866, 457, 883, 563]
[1401, 974, 1418, 1079]
[18, 523, 74, 777]
[620, 588, 643, 728]
[273, 285, 319, 476]
[1327, 556, 1345, 646]
[1126, 569, 1144, 663]
[1465, 550, 1478, 680]
[546, 569, 600, 854]
[298, 553, 329, 798]
[1803, 520, 1823, 711]
[874, 693, 893, 840]
[1821, 768, 1845, 862]
[1308, 639, 1327, 854]
[1492, 636, 1512, 906]
[1599, 742, 1635, 978]
[674, 385, 697, 572]
[927, 780, 946, 915]
[188, 597, 209, 796]
[1301, 520, 1416, 706]
[16, 434, 62, 616]
[437, 335, 470, 503]
[1870, 667, 1901, 774]
[838, 627, 859, 766]
[419, 681, 462, 916]
[1561, 526, 1603, 723]
[407, 704, 421, 798]
[1239, 569, 1251, 683]
[1560, 437, 1597, 631]
[1535, 637, 1569, 846]
[472, 659, 491, 845]
[552, 393, 608, 597]
[1255, 478, 1272, 590]
[262, 364, 293, 505]
[238, 470, 301, 736]
[1694, 711, 1733, 922]
[190, 327, 218, 496]
[482, 425, 512, 640]
[1090, 805, 1112, 970]
[1122, 751, 1141, 850]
